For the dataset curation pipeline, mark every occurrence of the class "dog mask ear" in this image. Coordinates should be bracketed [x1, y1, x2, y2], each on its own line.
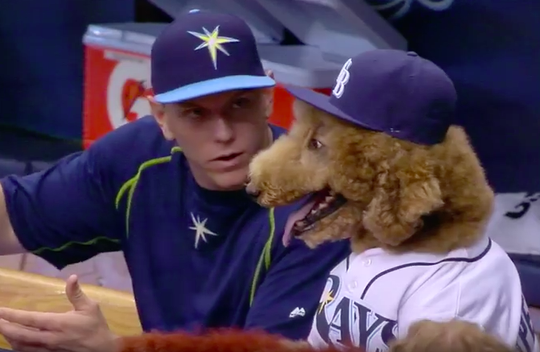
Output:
[363, 147, 444, 246]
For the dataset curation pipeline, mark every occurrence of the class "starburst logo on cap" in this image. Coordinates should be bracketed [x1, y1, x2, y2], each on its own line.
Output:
[187, 26, 240, 70]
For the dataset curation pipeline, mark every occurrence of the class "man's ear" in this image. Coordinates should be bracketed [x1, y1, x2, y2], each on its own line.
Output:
[147, 96, 174, 141]
[263, 70, 276, 119]
[265, 69, 274, 80]
[261, 88, 274, 119]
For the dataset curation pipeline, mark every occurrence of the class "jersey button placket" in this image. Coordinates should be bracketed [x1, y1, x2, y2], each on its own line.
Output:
[347, 280, 358, 291]
[347, 258, 372, 292]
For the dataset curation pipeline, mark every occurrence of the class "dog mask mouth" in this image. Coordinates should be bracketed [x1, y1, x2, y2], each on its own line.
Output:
[282, 188, 347, 246]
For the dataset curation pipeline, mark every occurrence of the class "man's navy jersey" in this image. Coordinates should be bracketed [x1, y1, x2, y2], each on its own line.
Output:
[369, 0, 540, 193]
[0, 116, 350, 339]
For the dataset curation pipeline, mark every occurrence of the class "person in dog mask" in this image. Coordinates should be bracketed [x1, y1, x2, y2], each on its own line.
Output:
[0, 9, 350, 352]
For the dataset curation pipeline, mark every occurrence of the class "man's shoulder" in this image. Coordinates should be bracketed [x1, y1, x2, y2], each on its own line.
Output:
[89, 116, 176, 176]
[93, 116, 173, 155]
[270, 123, 288, 140]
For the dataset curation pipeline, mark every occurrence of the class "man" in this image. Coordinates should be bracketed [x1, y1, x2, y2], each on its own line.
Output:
[0, 9, 350, 352]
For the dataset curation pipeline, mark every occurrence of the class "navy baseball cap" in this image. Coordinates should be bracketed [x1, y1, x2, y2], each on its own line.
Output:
[151, 9, 275, 104]
[286, 49, 457, 145]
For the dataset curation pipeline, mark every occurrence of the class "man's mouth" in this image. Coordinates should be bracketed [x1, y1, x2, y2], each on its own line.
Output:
[213, 152, 243, 162]
[283, 188, 347, 246]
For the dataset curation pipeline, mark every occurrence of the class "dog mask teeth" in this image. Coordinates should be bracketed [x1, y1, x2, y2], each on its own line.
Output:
[296, 220, 308, 228]
[292, 190, 348, 238]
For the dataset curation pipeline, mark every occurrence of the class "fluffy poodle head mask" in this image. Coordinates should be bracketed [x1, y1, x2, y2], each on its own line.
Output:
[246, 49, 493, 252]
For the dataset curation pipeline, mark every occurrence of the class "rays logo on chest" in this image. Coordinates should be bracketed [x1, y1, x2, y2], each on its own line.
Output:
[315, 274, 397, 350]
[189, 213, 219, 249]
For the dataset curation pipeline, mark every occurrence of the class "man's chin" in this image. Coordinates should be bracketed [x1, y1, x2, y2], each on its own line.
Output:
[210, 168, 250, 192]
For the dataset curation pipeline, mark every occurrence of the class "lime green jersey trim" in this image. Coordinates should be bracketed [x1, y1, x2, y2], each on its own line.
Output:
[249, 207, 276, 306]
[32, 236, 120, 255]
[115, 147, 183, 236]
[118, 156, 172, 235]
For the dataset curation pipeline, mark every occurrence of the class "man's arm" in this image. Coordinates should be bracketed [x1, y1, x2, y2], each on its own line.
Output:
[244, 238, 350, 340]
[0, 185, 26, 254]
[0, 126, 137, 268]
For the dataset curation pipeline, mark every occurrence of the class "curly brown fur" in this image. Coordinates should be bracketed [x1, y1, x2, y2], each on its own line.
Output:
[247, 100, 494, 253]
[117, 322, 516, 352]
[118, 329, 364, 352]
[390, 320, 514, 352]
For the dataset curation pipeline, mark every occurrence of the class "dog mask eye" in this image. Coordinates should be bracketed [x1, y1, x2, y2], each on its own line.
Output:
[308, 138, 323, 150]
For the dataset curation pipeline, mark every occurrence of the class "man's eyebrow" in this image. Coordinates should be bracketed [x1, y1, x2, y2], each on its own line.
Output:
[230, 89, 261, 100]
[177, 102, 203, 110]
[175, 89, 261, 110]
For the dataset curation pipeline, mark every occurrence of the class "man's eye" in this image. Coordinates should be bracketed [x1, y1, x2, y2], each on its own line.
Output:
[184, 108, 204, 119]
[232, 97, 251, 109]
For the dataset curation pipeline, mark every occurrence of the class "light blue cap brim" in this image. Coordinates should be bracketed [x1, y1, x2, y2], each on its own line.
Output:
[154, 75, 276, 104]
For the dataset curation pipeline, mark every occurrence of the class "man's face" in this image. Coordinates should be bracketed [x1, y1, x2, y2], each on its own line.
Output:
[150, 88, 273, 191]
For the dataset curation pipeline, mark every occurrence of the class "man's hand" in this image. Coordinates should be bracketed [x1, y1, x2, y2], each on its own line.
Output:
[0, 275, 119, 352]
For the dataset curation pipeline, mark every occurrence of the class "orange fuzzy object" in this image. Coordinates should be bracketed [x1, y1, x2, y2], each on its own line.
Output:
[119, 328, 364, 352]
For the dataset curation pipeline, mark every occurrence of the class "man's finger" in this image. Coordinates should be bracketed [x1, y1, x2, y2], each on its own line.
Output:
[12, 346, 51, 352]
[0, 320, 57, 347]
[7, 340, 52, 352]
[65, 275, 94, 312]
[0, 308, 55, 330]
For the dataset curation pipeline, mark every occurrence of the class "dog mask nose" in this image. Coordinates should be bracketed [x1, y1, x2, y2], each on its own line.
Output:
[244, 177, 260, 198]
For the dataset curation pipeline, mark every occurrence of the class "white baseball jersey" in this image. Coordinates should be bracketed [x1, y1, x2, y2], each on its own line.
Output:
[308, 234, 538, 352]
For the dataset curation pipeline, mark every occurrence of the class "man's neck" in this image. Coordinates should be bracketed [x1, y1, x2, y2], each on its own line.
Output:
[264, 125, 274, 149]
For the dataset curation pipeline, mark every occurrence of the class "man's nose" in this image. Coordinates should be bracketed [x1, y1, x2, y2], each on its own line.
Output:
[244, 177, 260, 198]
[213, 117, 234, 143]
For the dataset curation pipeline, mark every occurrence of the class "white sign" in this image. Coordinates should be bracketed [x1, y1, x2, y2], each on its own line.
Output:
[105, 51, 152, 130]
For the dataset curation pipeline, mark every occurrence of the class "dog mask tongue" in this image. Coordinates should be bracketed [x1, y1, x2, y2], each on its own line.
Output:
[283, 200, 317, 246]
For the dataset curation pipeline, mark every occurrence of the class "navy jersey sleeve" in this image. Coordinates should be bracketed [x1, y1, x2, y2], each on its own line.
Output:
[0, 144, 124, 269]
[0, 120, 160, 269]
[245, 233, 350, 339]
